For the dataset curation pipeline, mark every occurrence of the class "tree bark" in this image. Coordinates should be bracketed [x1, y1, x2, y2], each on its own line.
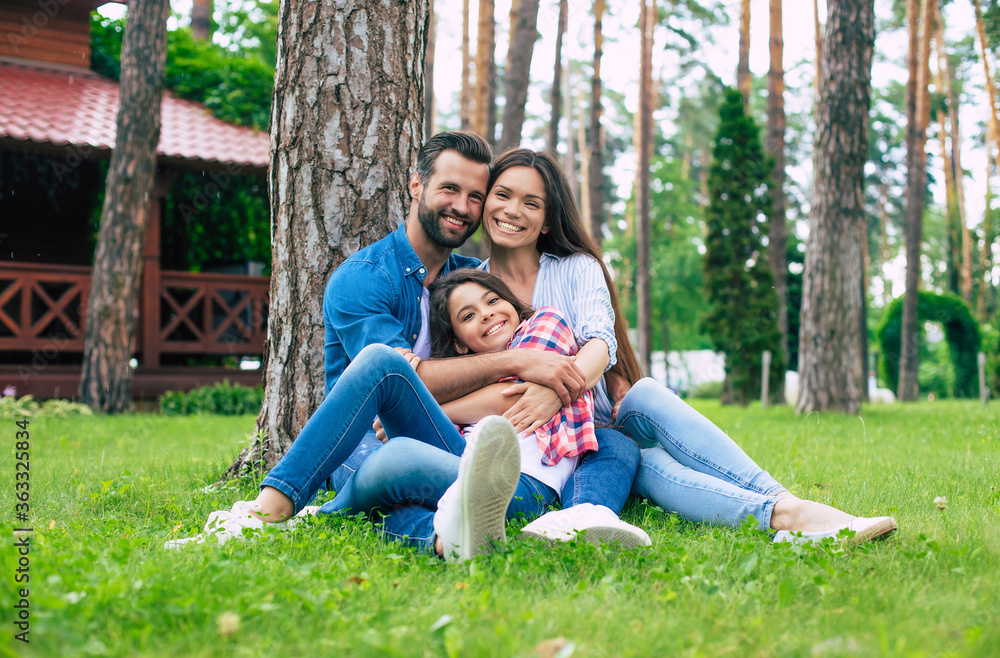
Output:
[78, 0, 169, 413]
[191, 0, 211, 41]
[738, 0, 751, 110]
[474, 0, 496, 144]
[767, 0, 787, 387]
[498, 0, 540, 152]
[898, 0, 934, 403]
[425, 0, 436, 139]
[796, 0, 874, 415]
[636, 0, 654, 375]
[587, 0, 606, 241]
[225, 0, 429, 477]
[577, 85, 591, 231]
[461, 0, 472, 130]
[548, 0, 567, 152]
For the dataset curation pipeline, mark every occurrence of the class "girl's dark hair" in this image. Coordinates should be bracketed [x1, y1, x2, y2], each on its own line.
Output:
[428, 269, 533, 359]
[484, 148, 643, 386]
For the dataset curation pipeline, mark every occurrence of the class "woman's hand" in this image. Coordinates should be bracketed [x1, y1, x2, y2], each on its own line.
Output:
[501, 382, 563, 434]
[394, 347, 421, 371]
[373, 418, 387, 443]
[605, 370, 633, 421]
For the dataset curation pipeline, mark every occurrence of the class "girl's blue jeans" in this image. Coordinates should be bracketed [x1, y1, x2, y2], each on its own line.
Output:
[260, 344, 466, 512]
[617, 378, 787, 530]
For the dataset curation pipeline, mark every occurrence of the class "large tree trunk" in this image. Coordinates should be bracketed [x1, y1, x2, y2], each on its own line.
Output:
[738, 0, 751, 110]
[636, 0, 654, 375]
[587, 0, 606, 241]
[78, 0, 169, 413]
[898, 0, 934, 402]
[548, 0, 568, 152]
[474, 0, 496, 144]
[191, 0, 211, 41]
[767, 0, 787, 391]
[498, 0, 540, 152]
[796, 0, 874, 415]
[425, 0, 436, 139]
[225, 0, 429, 477]
[461, 0, 472, 130]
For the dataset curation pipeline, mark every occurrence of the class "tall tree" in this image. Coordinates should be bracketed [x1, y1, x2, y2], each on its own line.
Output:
[191, 0, 212, 41]
[588, 0, 607, 241]
[461, 0, 472, 130]
[897, 0, 934, 402]
[474, 0, 496, 143]
[79, 0, 170, 412]
[425, 0, 436, 139]
[704, 89, 783, 406]
[636, 0, 655, 375]
[498, 0, 541, 151]
[548, 0, 568, 151]
[796, 0, 875, 414]
[226, 0, 429, 475]
[738, 0, 751, 109]
[767, 0, 788, 384]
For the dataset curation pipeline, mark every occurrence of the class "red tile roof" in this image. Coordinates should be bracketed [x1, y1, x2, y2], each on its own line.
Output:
[0, 60, 269, 172]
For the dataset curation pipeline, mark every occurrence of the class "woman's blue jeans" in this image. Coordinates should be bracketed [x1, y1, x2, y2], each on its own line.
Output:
[617, 378, 787, 530]
[322, 438, 557, 552]
[260, 344, 465, 512]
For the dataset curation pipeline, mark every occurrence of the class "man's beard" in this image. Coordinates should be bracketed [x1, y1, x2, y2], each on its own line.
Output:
[417, 194, 477, 249]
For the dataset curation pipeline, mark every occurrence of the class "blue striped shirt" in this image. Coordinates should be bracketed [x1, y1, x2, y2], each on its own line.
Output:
[482, 252, 618, 424]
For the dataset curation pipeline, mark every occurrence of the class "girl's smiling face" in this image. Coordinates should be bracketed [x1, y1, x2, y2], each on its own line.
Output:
[447, 282, 520, 354]
[483, 166, 548, 250]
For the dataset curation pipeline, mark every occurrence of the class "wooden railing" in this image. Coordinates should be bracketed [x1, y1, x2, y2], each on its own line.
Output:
[0, 261, 269, 364]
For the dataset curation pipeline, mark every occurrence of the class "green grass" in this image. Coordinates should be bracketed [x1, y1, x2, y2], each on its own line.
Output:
[2, 401, 999, 657]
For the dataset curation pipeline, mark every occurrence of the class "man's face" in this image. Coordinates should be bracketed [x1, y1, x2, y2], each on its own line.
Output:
[415, 150, 490, 249]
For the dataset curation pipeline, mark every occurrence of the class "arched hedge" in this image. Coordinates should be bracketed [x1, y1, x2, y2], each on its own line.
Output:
[877, 292, 981, 398]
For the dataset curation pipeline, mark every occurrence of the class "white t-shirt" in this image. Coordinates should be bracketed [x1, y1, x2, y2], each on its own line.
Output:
[412, 287, 432, 359]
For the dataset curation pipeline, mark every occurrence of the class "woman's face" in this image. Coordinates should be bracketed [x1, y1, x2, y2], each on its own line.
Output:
[447, 282, 520, 354]
[483, 166, 548, 251]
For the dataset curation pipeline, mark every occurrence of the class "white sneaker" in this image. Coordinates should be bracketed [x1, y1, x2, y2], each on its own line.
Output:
[521, 503, 652, 549]
[773, 516, 897, 546]
[165, 501, 315, 549]
[433, 416, 520, 563]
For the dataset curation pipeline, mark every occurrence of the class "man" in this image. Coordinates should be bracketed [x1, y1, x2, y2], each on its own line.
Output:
[322, 131, 648, 553]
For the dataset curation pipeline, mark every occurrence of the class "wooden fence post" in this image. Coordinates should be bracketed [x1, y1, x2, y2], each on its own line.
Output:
[761, 350, 771, 409]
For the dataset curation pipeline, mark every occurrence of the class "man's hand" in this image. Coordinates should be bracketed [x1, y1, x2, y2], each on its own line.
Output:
[512, 351, 586, 406]
[394, 347, 421, 371]
[501, 382, 563, 434]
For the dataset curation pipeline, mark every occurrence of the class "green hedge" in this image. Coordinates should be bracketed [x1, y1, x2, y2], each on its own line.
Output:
[876, 292, 982, 398]
[159, 381, 263, 416]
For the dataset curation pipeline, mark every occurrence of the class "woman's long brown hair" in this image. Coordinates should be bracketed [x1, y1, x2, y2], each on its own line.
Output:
[483, 148, 643, 386]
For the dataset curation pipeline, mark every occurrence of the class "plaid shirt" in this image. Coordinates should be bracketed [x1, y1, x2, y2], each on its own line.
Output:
[506, 307, 598, 466]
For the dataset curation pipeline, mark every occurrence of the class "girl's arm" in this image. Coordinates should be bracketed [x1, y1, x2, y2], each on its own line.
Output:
[440, 383, 523, 424]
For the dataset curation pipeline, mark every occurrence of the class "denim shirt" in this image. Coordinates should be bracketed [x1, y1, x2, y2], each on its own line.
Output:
[323, 223, 480, 393]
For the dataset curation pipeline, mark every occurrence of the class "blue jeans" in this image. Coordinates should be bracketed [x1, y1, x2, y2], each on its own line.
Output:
[322, 438, 557, 551]
[617, 378, 787, 530]
[260, 344, 465, 512]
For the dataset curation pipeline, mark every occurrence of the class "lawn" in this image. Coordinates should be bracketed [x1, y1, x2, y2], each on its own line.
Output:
[2, 401, 998, 657]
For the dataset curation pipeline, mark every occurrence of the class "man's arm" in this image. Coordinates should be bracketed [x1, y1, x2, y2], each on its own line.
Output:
[416, 349, 586, 405]
[439, 382, 523, 423]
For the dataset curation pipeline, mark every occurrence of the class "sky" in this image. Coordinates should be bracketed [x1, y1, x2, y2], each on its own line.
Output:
[97, 0, 999, 299]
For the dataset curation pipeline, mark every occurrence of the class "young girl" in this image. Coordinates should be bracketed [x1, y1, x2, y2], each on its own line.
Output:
[322, 269, 649, 561]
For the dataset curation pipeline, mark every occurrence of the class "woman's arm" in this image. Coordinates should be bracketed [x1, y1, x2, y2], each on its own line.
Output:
[440, 383, 523, 424]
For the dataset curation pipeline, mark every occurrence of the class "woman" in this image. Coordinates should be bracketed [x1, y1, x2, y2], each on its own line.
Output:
[477, 148, 896, 544]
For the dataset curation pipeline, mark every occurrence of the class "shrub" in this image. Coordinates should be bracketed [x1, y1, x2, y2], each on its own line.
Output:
[158, 381, 263, 416]
[690, 380, 724, 399]
[0, 395, 93, 419]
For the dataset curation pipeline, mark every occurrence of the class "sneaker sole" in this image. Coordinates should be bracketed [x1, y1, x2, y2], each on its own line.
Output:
[849, 517, 897, 546]
[455, 417, 520, 562]
[575, 525, 651, 549]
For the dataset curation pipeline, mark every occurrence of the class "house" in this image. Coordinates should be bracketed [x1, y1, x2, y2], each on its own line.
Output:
[0, 0, 271, 399]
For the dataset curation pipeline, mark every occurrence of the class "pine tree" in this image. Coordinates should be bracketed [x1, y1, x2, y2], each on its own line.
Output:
[703, 88, 784, 406]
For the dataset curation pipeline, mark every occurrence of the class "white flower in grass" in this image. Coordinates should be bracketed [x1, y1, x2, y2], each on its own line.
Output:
[217, 612, 240, 636]
[934, 496, 948, 511]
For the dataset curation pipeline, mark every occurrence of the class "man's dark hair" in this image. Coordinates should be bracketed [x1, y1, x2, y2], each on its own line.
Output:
[415, 131, 493, 184]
